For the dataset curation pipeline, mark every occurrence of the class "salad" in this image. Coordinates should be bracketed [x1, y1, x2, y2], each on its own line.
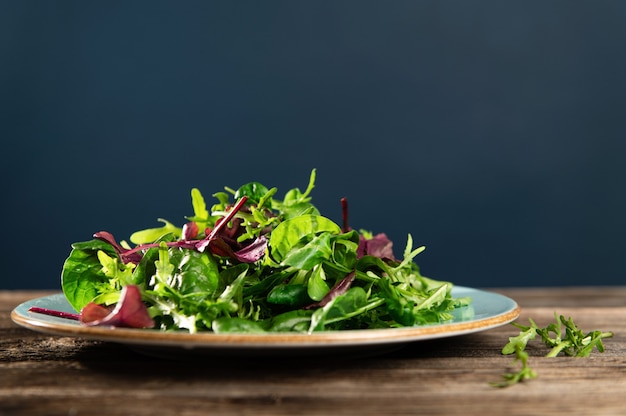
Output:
[51, 169, 470, 334]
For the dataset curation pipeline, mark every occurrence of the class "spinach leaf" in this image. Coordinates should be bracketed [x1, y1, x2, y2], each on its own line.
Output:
[235, 182, 271, 206]
[267, 284, 311, 307]
[307, 264, 330, 301]
[280, 232, 334, 270]
[61, 239, 118, 311]
[266, 215, 341, 265]
[268, 309, 313, 332]
[171, 248, 220, 297]
[212, 317, 267, 334]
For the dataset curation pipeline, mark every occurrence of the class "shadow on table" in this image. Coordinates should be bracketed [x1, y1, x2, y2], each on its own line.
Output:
[68, 332, 494, 380]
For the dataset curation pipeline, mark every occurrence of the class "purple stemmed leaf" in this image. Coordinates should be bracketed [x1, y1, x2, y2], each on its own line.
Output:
[195, 196, 248, 252]
[233, 235, 268, 263]
[80, 285, 155, 329]
[29, 307, 80, 321]
[93, 231, 144, 264]
[342, 197, 396, 261]
[181, 221, 199, 240]
[304, 271, 356, 310]
[29, 285, 154, 329]
[357, 233, 396, 261]
[93, 196, 266, 266]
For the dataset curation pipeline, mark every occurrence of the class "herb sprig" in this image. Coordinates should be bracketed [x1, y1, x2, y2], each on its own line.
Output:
[492, 313, 614, 388]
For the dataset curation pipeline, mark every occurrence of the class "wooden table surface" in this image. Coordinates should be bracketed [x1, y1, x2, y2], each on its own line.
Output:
[2, 287, 625, 416]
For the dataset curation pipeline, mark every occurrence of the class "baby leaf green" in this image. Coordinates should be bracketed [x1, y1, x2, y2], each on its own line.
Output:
[129, 219, 181, 245]
[61, 239, 118, 312]
[267, 215, 341, 265]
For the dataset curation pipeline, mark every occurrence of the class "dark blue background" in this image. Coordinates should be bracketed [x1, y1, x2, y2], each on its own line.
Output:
[2, 1, 625, 289]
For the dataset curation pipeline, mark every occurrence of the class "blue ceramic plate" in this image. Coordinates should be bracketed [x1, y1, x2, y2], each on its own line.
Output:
[11, 286, 519, 358]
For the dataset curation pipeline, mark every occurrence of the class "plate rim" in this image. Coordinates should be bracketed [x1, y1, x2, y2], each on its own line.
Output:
[11, 286, 520, 349]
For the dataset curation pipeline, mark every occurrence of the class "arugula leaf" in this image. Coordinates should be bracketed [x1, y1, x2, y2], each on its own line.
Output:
[186, 187, 212, 231]
[501, 320, 538, 355]
[490, 346, 537, 388]
[493, 313, 613, 387]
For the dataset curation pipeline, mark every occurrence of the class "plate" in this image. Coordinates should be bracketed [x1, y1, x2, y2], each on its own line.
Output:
[11, 286, 519, 358]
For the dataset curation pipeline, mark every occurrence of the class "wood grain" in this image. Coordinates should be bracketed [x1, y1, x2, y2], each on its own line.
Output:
[1, 288, 625, 416]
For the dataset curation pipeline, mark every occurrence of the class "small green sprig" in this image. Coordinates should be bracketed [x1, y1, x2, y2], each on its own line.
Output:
[491, 345, 537, 388]
[491, 313, 613, 388]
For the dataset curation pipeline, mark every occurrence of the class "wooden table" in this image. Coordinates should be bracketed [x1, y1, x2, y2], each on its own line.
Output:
[2, 287, 625, 416]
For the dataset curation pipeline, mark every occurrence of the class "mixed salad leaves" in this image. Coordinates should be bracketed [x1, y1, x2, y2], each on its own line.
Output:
[50, 169, 471, 334]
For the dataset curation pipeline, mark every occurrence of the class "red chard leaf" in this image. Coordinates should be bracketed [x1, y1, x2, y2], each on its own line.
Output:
[80, 285, 154, 329]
